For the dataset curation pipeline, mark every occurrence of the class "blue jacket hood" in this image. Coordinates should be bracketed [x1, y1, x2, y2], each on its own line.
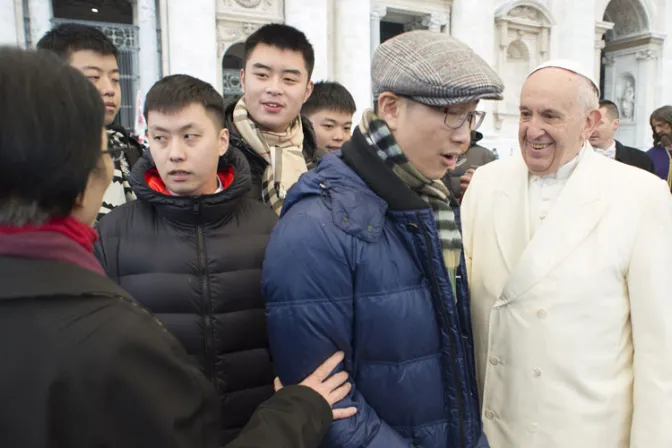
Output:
[281, 152, 388, 243]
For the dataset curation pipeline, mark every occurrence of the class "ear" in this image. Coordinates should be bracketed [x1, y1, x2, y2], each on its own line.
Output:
[218, 128, 229, 157]
[303, 80, 314, 103]
[377, 92, 403, 131]
[612, 118, 620, 132]
[583, 108, 602, 139]
[239, 69, 246, 94]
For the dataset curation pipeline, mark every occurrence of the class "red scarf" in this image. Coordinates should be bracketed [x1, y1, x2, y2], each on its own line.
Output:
[0, 216, 98, 253]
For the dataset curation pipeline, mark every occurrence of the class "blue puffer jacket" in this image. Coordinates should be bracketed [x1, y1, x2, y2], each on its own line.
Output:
[262, 131, 486, 448]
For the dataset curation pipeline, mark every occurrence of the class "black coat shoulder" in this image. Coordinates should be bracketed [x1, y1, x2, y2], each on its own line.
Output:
[615, 140, 656, 174]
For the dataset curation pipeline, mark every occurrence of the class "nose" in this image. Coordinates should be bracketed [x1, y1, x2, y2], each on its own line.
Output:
[523, 116, 547, 141]
[99, 75, 115, 97]
[333, 129, 345, 143]
[266, 76, 283, 96]
[167, 140, 186, 161]
[450, 120, 471, 146]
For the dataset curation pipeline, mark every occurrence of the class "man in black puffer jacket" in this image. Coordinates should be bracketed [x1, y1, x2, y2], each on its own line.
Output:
[95, 74, 279, 446]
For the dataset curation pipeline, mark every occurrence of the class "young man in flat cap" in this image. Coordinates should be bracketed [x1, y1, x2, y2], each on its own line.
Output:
[462, 60, 672, 447]
[262, 31, 504, 448]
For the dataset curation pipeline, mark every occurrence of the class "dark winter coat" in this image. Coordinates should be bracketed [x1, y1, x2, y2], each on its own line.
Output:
[0, 232, 334, 448]
[262, 129, 487, 448]
[0, 248, 221, 448]
[223, 98, 323, 202]
[95, 147, 279, 445]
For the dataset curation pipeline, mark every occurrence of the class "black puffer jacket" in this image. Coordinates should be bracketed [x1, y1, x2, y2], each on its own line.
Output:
[94, 147, 278, 445]
[223, 98, 324, 202]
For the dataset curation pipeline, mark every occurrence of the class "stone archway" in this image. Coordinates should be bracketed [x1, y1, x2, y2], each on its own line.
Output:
[598, 0, 662, 148]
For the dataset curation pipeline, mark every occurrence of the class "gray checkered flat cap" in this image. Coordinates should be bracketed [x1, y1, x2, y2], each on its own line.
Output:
[372, 31, 504, 106]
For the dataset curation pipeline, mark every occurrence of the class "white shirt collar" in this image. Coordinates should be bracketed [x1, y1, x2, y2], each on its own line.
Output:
[594, 140, 616, 160]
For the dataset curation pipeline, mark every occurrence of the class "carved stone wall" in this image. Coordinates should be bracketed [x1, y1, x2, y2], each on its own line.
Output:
[215, 0, 283, 95]
[493, 3, 551, 132]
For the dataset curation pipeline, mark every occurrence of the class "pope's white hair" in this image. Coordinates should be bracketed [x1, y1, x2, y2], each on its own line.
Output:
[577, 76, 600, 114]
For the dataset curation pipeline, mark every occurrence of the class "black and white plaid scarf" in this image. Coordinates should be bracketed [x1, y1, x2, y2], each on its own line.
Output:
[360, 110, 462, 295]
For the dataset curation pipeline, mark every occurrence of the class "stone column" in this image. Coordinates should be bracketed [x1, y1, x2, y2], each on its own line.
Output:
[335, 0, 372, 124]
[137, 0, 160, 99]
[594, 21, 614, 88]
[165, 0, 218, 90]
[285, 0, 330, 82]
[370, 4, 387, 57]
[27, 0, 52, 47]
[0, 0, 19, 46]
[636, 48, 660, 148]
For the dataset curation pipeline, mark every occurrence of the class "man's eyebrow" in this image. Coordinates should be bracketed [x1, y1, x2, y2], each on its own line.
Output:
[251, 62, 302, 76]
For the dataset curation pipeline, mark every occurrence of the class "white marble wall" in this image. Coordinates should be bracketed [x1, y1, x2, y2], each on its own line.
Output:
[0, 0, 20, 46]
[164, 0, 218, 89]
[284, 0, 330, 82]
[334, 0, 372, 124]
[136, 0, 160, 97]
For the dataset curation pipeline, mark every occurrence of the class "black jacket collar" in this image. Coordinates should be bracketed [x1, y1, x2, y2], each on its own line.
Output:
[341, 128, 430, 211]
[129, 146, 252, 227]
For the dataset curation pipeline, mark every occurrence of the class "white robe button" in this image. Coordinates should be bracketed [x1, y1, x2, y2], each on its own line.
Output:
[533, 368, 542, 377]
[489, 356, 500, 365]
[528, 422, 539, 433]
[485, 410, 495, 420]
[537, 309, 547, 319]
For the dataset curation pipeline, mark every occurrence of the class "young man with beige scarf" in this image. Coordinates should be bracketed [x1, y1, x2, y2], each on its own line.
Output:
[224, 23, 322, 215]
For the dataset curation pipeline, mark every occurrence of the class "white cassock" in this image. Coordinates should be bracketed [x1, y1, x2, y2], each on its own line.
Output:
[461, 142, 672, 448]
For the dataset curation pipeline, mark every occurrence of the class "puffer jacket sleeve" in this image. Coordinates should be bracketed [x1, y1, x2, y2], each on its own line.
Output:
[262, 209, 412, 448]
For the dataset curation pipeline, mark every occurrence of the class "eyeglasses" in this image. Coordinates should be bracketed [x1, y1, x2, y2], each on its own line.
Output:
[436, 107, 487, 130]
[101, 145, 127, 162]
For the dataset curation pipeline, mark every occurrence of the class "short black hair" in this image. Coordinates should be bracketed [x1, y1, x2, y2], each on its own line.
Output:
[302, 81, 356, 117]
[243, 24, 315, 79]
[144, 75, 224, 127]
[0, 47, 105, 224]
[599, 99, 620, 120]
[36, 23, 119, 61]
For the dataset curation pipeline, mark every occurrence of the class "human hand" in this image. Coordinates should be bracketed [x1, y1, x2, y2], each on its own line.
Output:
[273, 352, 357, 420]
[460, 168, 476, 196]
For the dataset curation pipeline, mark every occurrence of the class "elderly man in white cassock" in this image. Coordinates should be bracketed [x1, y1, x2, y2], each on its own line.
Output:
[461, 59, 672, 448]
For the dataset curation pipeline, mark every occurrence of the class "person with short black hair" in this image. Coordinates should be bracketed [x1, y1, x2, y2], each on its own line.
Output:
[37, 23, 144, 221]
[0, 45, 223, 448]
[303, 81, 356, 154]
[589, 99, 655, 173]
[94, 74, 355, 446]
[263, 31, 503, 448]
[224, 23, 321, 214]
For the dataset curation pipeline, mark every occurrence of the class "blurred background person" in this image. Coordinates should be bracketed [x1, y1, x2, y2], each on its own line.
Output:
[647, 105, 672, 191]
[303, 81, 356, 154]
[444, 130, 496, 201]
[590, 100, 654, 173]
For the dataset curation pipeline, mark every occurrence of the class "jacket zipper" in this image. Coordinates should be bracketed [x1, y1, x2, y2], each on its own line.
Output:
[193, 199, 215, 383]
[415, 212, 466, 448]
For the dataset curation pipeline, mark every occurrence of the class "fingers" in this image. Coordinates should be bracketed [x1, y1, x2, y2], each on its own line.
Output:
[332, 407, 358, 421]
[326, 381, 352, 405]
[321, 370, 349, 394]
[273, 377, 283, 392]
[311, 351, 344, 382]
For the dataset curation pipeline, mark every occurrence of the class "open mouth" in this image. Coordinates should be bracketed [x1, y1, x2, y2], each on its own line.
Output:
[530, 143, 552, 150]
[263, 102, 283, 113]
[326, 146, 341, 152]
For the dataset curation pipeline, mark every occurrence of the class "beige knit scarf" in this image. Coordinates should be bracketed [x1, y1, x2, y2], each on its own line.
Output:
[233, 98, 306, 215]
